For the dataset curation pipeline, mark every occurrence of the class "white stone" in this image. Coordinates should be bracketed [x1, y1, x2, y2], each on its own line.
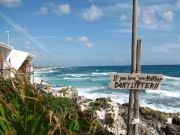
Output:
[167, 118, 172, 124]
[96, 110, 106, 120]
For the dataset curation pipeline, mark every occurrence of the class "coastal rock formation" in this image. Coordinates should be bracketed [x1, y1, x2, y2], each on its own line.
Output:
[39, 85, 180, 135]
[121, 104, 180, 135]
[78, 97, 127, 135]
[35, 83, 78, 99]
[172, 116, 180, 125]
[35, 83, 52, 93]
[57, 86, 78, 99]
[81, 99, 180, 135]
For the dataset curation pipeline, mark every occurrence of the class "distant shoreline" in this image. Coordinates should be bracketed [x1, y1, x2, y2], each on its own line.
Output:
[34, 64, 180, 68]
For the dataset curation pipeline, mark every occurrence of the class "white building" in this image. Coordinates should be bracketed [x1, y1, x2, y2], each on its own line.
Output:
[0, 42, 35, 83]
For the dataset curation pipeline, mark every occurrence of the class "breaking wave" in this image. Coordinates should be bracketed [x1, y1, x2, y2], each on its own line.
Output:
[164, 75, 180, 81]
[145, 89, 180, 98]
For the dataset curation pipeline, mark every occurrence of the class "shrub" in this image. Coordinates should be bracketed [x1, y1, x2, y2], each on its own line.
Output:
[0, 71, 49, 135]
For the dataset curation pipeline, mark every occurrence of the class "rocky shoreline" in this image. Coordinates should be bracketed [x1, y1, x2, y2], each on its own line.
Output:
[36, 84, 180, 135]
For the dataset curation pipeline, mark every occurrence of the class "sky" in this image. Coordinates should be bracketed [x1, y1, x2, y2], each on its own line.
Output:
[0, 0, 180, 66]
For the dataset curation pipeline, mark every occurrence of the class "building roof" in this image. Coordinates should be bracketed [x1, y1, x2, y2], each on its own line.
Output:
[0, 42, 14, 50]
[0, 42, 35, 59]
[0, 42, 35, 70]
[7, 49, 35, 70]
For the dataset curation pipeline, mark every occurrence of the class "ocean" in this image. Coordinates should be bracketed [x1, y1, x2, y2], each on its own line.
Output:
[34, 65, 180, 113]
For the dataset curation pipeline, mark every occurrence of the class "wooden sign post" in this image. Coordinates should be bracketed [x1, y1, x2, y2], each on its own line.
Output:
[109, 73, 164, 90]
[109, 0, 165, 134]
[134, 40, 141, 135]
[109, 40, 165, 135]
[129, 0, 138, 134]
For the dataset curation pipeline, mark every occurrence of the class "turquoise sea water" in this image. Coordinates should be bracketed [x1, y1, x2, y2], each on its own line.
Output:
[34, 65, 180, 113]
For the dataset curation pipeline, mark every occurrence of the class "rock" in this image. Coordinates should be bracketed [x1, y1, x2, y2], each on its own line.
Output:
[172, 116, 180, 125]
[167, 118, 172, 124]
[35, 83, 52, 93]
[95, 97, 111, 109]
[39, 85, 79, 100]
[104, 113, 114, 126]
[96, 110, 106, 120]
[115, 115, 127, 135]
[77, 98, 180, 135]
[78, 98, 93, 111]
[140, 107, 169, 123]
[78, 97, 127, 135]
[57, 86, 78, 99]
[162, 124, 180, 135]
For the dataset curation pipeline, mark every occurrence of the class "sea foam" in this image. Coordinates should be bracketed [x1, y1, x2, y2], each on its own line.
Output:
[145, 89, 180, 98]
[164, 75, 180, 80]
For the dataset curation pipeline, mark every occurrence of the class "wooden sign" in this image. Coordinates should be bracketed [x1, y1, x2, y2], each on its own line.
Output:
[109, 73, 165, 90]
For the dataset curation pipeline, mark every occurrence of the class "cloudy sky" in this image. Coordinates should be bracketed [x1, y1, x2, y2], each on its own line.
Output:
[0, 0, 180, 66]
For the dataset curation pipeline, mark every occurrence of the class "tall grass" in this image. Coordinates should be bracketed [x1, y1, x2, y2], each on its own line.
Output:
[0, 70, 57, 135]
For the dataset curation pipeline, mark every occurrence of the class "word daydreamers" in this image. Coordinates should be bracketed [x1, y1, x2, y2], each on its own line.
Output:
[109, 73, 165, 90]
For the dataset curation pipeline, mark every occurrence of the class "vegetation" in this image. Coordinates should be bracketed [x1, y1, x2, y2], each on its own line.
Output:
[140, 107, 180, 122]
[88, 97, 111, 111]
[42, 93, 78, 116]
[42, 93, 105, 134]
[0, 70, 112, 135]
[0, 70, 49, 135]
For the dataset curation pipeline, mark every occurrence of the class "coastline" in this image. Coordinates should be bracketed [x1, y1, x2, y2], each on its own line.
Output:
[34, 79, 180, 113]
[36, 83, 180, 135]
[34, 65, 180, 113]
[36, 82, 180, 115]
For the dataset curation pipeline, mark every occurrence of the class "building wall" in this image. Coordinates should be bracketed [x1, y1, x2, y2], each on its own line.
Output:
[0, 44, 34, 83]
[0, 46, 11, 63]
[7, 49, 29, 70]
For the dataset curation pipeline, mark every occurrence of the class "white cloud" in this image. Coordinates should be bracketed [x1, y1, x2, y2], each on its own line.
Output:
[119, 14, 128, 21]
[113, 3, 131, 9]
[161, 11, 174, 22]
[65, 36, 93, 48]
[65, 36, 73, 42]
[53, 4, 71, 16]
[108, 3, 176, 33]
[81, 5, 103, 22]
[142, 8, 157, 25]
[36, 6, 49, 15]
[77, 36, 89, 43]
[0, 0, 21, 8]
[35, 3, 71, 16]
[84, 42, 93, 48]
[140, 4, 175, 29]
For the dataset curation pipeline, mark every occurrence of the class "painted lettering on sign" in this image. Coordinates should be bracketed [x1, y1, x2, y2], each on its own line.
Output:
[109, 73, 165, 90]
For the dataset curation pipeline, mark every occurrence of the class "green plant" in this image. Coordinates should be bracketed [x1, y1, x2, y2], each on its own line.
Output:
[0, 71, 49, 135]
[88, 97, 111, 111]
[42, 93, 78, 116]
[42, 93, 109, 134]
